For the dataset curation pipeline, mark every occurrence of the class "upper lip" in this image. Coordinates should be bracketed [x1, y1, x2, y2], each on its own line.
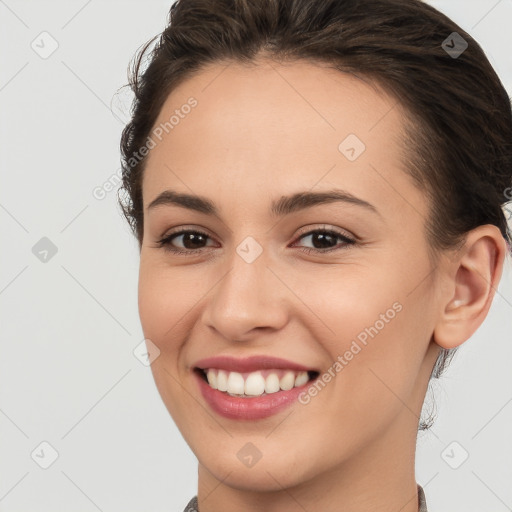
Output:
[194, 355, 318, 373]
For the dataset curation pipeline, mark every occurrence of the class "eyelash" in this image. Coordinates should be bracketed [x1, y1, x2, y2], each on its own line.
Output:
[156, 227, 356, 256]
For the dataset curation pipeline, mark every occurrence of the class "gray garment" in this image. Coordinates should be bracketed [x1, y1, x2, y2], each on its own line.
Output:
[182, 496, 198, 512]
[183, 483, 428, 511]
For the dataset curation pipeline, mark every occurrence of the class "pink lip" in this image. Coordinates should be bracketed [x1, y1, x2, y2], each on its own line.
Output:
[192, 355, 319, 420]
[193, 355, 317, 373]
[193, 370, 315, 420]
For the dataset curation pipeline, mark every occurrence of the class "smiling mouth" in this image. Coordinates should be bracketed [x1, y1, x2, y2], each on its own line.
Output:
[194, 367, 320, 398]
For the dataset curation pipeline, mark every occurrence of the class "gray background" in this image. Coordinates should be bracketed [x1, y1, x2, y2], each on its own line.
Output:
[0, 1, 511, 510]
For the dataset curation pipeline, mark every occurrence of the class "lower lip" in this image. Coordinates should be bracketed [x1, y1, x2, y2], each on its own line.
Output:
[194, 370, 313, 420]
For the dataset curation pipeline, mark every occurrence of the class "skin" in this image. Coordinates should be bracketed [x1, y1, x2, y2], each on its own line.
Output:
[137, 58, 506, 511]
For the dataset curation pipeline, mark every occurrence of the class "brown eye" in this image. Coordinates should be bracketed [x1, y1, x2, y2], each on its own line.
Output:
[157, 229, 215, 254]
[156, 227, 356, 256]
[293, 229, 356, 254]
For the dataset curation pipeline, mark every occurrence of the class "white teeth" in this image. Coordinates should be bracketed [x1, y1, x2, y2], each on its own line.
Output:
[204, 369, 312, 397]
[265, 373, 280, 394]
[294, 371, 309, 387]
[216, 370, 228, 392]
[227, 371, 245, 394]
[244, 372, 266, 396]
[206, 369, 217, 389]
[279, 371, 295, 391]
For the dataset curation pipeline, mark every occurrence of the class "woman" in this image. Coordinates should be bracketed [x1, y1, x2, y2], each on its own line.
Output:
[118, 0, 512, 510]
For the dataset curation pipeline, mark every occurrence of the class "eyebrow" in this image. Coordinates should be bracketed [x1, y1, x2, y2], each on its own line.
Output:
[146, 189, 380, 217]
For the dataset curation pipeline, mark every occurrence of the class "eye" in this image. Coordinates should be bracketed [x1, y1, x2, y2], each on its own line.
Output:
[156, 228, 216, 255]
[292, 227, 356, 254]
[156, 226, 356, 256]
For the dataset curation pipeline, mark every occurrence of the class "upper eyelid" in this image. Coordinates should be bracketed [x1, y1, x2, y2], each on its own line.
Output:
[295, 224, 355, 240]
[161, 224, 354, 237]
[160, 225, 356, 246]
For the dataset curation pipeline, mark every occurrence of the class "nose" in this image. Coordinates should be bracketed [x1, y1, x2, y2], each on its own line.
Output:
[201, 246, 289, 342]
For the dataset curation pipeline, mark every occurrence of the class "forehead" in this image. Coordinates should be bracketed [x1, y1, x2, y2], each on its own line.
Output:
[141, 58, 418, 220]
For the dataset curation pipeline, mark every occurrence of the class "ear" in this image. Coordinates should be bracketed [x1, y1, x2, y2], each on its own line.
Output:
[433, 225, 508, 349]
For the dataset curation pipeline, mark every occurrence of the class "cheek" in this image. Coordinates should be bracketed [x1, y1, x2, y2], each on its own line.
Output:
[137, 260, 194, 345]
[297, 262, 430, 418]
[137, 261, 198, 429]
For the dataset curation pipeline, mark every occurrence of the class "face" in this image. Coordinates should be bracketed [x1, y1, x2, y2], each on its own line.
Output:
[138, 58, 441, 492]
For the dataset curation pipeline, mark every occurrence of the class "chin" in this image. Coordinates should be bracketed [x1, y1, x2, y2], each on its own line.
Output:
[197, 443, 317, 493]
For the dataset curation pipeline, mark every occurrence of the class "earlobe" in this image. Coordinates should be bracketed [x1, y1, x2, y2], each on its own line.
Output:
[433, 225, 507, 350]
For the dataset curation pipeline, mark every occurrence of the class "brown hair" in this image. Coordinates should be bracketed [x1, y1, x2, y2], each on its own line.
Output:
[118, 0, 512, 428]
